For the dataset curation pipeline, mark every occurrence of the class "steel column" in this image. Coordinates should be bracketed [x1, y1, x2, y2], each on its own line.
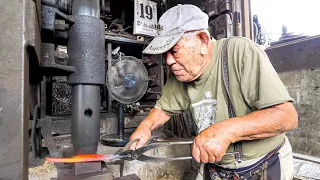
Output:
[68, 0, 105, 155]
[72, 0, 100, 18]
[0, 0, 38, 179]
[71, 85, 101, 154]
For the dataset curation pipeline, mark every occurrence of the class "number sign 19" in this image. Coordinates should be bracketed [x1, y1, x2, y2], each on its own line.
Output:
[140, 3, 153, 19]
[134, 0, 157, 37]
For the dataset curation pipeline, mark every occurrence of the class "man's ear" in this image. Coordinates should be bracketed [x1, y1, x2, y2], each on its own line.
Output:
[198, 31, 210, 55]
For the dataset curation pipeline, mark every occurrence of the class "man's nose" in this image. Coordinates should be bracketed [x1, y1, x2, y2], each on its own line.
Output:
[165, 52, 176, 66]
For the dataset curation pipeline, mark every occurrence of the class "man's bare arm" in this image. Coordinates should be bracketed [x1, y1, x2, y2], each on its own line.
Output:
[139, 108, 171, 131]
[217, 102, 298, 143]
[193, 102, 298, 163]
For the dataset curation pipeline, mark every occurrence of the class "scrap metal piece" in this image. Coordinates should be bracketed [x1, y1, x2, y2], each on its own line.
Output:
[40, 117, 60, 158]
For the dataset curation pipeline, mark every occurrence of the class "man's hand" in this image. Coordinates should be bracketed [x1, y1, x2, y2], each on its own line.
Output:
[129, 123, 152, 150]
[129, 108, 171, 150]
[192, 125, 232, 163]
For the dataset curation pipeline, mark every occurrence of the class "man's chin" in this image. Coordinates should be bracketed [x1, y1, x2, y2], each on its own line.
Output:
[175, 75, 191, 82]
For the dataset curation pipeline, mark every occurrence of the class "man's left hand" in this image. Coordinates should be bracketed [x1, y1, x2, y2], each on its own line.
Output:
[192, 125, 233, 163]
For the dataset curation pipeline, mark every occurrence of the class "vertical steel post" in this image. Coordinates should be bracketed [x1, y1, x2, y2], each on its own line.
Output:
[118, 103, 125, 139]
[72, 0, 100, 18]
[68, 0, 105, 154]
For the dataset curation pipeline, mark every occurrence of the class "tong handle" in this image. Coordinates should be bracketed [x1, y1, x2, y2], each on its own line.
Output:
[128, 138, 193, 162]
[136, 155, 193, 162]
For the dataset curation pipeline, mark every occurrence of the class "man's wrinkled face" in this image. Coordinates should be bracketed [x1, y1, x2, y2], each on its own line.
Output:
[164, 36, 206, 82]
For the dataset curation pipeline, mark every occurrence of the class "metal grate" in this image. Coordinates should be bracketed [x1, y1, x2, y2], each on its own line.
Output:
[51, 76, 72, 115]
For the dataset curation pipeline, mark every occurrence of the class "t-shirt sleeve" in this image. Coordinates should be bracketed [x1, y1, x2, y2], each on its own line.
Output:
[239, 39, 294, 110]
[154, 72, 190, 115]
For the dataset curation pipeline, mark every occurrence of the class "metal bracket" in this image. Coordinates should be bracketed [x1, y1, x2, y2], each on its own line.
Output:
[41, 5, 74, 31]
[40, 117, 60, 158]
[41, 5, 75, 45]
[40, 43, 75, 76]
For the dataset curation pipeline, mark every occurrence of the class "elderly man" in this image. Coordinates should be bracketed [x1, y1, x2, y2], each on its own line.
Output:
[130, 4, 298, 180]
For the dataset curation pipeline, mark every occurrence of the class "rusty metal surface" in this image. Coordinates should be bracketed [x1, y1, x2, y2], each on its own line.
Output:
[266, 35, 320, 73]
[0, 0, 37, 179]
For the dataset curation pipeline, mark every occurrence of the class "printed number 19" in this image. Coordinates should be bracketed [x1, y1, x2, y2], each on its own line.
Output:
[140, 3, 153, 20]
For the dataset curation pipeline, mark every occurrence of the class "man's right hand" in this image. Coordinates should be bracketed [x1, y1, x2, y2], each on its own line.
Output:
[129, 123, 152, 150]
[128, 108, 171, 150]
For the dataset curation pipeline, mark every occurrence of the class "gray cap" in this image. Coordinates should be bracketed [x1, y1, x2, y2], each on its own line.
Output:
[142, 4, 209, 54]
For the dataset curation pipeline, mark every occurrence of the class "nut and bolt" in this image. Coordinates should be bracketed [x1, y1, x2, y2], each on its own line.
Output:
[54, 20, 69, 30]
[54, 51, 68, 65]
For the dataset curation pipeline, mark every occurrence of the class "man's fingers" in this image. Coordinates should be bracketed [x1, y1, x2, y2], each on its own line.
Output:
[129, 125, 150, 150]
[129, 131, 142, 150]
[129, 141, 138, 150]
[136, 135, 149, 149]
[203, 144, 216, 163]
[192, 143, 201, 163]
[198, 145, 209, 163]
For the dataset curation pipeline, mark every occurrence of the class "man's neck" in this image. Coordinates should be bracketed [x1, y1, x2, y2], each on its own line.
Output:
[203, 40, 214, 70]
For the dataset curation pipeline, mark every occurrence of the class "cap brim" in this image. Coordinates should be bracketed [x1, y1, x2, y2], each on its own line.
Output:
[142, 32, 184, 54]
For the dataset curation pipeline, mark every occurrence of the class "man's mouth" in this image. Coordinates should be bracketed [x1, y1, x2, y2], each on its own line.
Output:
[172, 69, 184, 76]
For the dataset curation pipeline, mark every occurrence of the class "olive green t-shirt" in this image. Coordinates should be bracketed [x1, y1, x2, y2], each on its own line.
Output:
[155, 37, 293, 164]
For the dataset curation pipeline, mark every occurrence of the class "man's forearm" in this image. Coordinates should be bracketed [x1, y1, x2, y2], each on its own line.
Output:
[213, 102, 298, 143]
[140, 108, 171, 131]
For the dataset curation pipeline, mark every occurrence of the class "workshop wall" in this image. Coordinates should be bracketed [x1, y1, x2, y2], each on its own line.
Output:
[266, 36, 320, 157]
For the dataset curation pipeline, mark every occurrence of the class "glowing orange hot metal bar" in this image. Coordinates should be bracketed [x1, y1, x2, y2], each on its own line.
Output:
[46, 154, 113, 163]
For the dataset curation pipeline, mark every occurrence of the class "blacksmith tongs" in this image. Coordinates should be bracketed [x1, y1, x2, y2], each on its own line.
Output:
[46, 137, 194, 163]
[46, 137, 240, 163]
